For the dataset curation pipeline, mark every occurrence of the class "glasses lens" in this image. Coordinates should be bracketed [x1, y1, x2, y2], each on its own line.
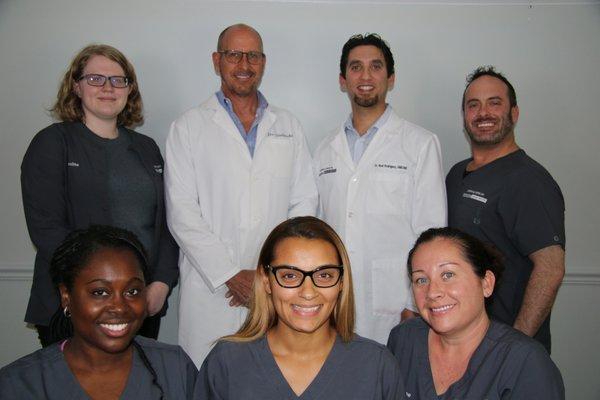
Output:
[109, 76, 129, 88]
[313, 268, 341, 287]
[86, 74, 106, 86]
[224, 51, 243, 64]
[275, 268, 304, 288]
[246, 51, 263, 65]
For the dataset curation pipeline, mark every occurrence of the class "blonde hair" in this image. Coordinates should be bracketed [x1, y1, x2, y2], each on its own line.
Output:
[50, 44, 143, 127]
[223, 216, 355, 343]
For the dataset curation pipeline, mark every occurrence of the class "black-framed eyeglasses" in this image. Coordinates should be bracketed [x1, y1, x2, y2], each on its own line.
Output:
[78, 74, 130, 88]
[266, 265, 343, 288]
[218, 50, 265, 65]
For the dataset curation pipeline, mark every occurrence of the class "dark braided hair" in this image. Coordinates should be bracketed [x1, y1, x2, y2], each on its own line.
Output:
[49, 225, 165, 397]
[133, 340, 166, 399]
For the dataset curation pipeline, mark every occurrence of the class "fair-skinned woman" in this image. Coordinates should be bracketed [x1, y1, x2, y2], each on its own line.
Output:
[195, 216, 404, 399]
[387, 227, 564, 399]
[21, 44, 178, 346]
[0, 225, 196, 399]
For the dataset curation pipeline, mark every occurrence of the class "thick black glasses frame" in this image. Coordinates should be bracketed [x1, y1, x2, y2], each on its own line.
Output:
[265, 265, 343, 288]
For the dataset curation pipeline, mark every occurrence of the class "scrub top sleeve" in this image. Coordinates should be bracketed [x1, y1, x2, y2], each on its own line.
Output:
[379, 349, 406, 399]
[178, 347, 199, 399]
[194, 347, 228, 400]
[410, 134, 447, 235]
[287, 116, 318, 218]
[499, 172, 565, 257]
[0, 369, 18, 399]
[164, 118, 239, 291]
[21, 127, 71, 264]
[509, 347, 565, 399]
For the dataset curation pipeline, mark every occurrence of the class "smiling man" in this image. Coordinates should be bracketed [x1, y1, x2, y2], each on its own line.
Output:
[446, 66, 565, 353]
[313, 34, 447, 344]
[165, 24, 317, 366]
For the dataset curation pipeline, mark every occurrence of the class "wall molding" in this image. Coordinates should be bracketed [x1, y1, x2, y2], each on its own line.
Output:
[1, 263, 598, 285]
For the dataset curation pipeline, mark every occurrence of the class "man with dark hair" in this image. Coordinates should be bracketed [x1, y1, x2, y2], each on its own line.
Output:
[314, 33, 447, 344]
[446, 66, 565, 353]
[165, 24, 318, 366]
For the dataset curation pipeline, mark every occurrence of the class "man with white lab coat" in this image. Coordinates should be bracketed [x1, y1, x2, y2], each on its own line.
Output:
[314, 34, 447, 344]
[165, 24, 318, 366]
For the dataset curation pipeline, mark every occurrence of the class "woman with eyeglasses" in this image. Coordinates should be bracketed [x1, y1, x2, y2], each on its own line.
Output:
[387, 227, 564, 399]
[0, 225, 196, 399]
[195, 216, 404, 399]
[21, 44, 178, 347]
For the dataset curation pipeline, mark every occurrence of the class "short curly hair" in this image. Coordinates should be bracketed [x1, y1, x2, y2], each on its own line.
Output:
[50, 44, 143, 127]
[462, 65, 517, 111]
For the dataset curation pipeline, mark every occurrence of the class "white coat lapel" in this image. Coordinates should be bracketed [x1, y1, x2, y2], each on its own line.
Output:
[254, 107, 277, 151]
[356, 112, 402, 170]
[330, 126, 355, 172]
[208, 95, 253, 157]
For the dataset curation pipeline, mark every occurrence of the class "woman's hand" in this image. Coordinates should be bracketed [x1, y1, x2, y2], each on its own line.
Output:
[146, 281, 170, 316]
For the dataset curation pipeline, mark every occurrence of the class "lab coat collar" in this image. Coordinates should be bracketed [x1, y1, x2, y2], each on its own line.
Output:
[330, 107, 404, 172]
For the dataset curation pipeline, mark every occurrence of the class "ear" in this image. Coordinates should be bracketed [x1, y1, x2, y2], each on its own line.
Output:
[387, 73, 395, 91]
[511, 105, 519, 124]
[482, 270, 496, 298]
[339, 74, 347, 93]
[212, 52, 221, 76]
[59, 283, 71, 309]
[73, 80, 82, 97]
[261, 268, 272, 295]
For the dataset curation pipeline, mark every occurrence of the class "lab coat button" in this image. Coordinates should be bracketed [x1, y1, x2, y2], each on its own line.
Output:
[351, 177, 358, 182]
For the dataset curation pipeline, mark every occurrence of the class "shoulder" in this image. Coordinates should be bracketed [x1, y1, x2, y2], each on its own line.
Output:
[389, 316, 428, 341]
[170, 96, 218, 129]
[387, 110, 438, 144]
[342, 335, 398, 365]
[134, 336, 193, 366]
[26, 122, 76, 151]
[0, 344, 63, 381]
[314, 127, 342, 157]
[125, 128, 161, 153]
[509, 151, 561, 188]
[485, 321, 549, 356]
[204, 338, 257, 365]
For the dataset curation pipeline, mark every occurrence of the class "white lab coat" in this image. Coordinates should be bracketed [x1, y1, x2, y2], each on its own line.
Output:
[314, 108, 447, 344]
[165, 94, 317, 366]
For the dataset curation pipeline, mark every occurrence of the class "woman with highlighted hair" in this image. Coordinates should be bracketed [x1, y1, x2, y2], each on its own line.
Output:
[195, 216, 404, 399]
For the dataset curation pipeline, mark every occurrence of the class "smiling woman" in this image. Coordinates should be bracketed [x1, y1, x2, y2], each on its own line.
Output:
[387, 227, 565, 400]
[195, 216, 405, 400]
[0, 225, 197, 400]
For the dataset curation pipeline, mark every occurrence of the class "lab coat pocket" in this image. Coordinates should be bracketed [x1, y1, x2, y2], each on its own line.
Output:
[366, 170, 408, 215]
[266, 137, 294, 178]
[371, 258, 405, 315]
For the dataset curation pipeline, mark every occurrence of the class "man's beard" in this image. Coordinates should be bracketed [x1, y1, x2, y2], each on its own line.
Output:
[353, 94, 379, 108]
[465, 112, 515, 146]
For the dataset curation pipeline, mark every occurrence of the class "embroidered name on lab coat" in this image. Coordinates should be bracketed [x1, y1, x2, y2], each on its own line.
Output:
[374, 163, 407, 170]
[267, 131, 292, 138]
[319, 166, 337, 176]
[67, 162, 79, 167]
[462, 189, 488, 203]
[153, 164, 163, 174]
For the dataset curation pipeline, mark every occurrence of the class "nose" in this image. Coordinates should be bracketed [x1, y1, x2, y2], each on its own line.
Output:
[360, 67, 372, 80]
[298, 276, 319, 300]
[101, 78, 114, 91]
[107, 293, 128, 313]
[425, 279, 444, 301]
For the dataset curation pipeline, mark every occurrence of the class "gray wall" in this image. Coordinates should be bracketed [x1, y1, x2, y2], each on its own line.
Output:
[1, 0, 598, 398]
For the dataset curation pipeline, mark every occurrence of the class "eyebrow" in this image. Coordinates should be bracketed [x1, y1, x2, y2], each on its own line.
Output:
[85, 277, 145, 285]
[411, 262, 459, 274]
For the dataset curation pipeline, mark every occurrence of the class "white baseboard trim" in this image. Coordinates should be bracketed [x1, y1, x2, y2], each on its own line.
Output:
[1, 264, 598, 285]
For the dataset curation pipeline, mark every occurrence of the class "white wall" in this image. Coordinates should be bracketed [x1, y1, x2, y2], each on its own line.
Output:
[1, 0, 598, 397]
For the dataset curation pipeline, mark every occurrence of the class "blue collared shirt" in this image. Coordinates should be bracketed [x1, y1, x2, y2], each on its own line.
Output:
[344, 105, 392, 165]
[216, 90, 268, 157]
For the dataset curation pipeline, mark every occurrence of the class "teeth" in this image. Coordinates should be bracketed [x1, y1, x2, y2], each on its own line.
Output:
[431, 304, 454, 312]
[292, 305, 320, 312]
[477, 122, 494, 127]
[358, 85, 374, 90]
[100, 323, 128, 331]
